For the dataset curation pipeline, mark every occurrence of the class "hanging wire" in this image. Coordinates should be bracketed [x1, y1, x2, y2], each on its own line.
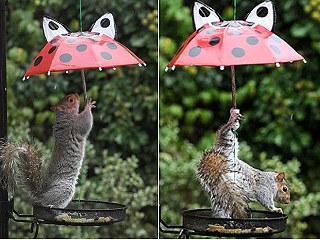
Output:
[232, 0, 237, 185]
[79, 0, 83, 32]
[233, 0, 237, 20]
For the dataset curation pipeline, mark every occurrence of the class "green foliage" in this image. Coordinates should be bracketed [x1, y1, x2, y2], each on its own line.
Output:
[5, 0, 157, 238]
[160, 0, 320, 237]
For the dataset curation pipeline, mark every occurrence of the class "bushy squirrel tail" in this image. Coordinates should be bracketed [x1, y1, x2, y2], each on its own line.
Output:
[198, 152, 248, 218]
[0, 141, 42, 201]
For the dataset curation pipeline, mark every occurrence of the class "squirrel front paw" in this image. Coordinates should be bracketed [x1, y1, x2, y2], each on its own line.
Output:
[273, 207, 283, 214]
[229, 108, 244, 123]
[85, 98, 96, 110]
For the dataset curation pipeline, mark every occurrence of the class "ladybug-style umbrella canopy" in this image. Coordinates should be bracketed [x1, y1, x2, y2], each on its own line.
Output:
[166, 0, 306, 107]
[24, 13, 145, 102]
[166, 21, 304, 68]
[24, 32, 145, 76]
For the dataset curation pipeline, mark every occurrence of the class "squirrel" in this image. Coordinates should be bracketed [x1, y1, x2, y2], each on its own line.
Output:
[0, 93, 95, 208]
[197, 108, 290, 218]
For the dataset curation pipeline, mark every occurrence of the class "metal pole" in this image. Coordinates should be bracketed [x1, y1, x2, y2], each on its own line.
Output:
[0, 0, 9, 238]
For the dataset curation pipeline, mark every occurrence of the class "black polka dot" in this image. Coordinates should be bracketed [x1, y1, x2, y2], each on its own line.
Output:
[246, 36, 259, 45]
[209, 37, 220, 46]
[76, 44, 87, 52]
[48, 46, 56, 54]
[50, 38, 59, 44]
[67, 38, 77, 44]
[231, 30, 241, 36]
[205, 29, 215, 35]
[48, 21, 59, 30]
[199, 6, 210, 17]
[34, 56, 43, 66]
[197, 26, 205, 33]
[270, 45, 281, 54]
[212, 22, 222, 26]
[271, 34, 282, 43]
[59, 53, 72, 63]
[257, 6, 268, 17]
[101, 52, 112, 60]
[89, 38, 99, 43]
[232, 47, 245, 58]
[189, 46, 201, 57]
[100, 18, 110, 28]
[106, 43, 117, 49]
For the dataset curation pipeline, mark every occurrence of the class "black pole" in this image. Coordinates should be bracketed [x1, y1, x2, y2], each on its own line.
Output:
[0, 0, 8, 238]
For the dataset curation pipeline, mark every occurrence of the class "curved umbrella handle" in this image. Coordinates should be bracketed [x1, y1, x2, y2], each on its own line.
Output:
[231, 66, 237, 109]
[81, 69, 88, 104]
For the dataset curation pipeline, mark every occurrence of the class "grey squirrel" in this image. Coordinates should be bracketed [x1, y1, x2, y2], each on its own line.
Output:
[0, 93, 95, 208]
[197, 108, 290, 218]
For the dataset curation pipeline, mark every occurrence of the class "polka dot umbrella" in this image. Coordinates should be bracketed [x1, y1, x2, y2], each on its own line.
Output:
[166, 0, 306, 108]
[23, 13, 145, 102]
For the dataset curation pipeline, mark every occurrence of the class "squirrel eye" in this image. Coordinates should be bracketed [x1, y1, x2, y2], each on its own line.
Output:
[69, 98, 74, 103]
[282, 186, 288, 192]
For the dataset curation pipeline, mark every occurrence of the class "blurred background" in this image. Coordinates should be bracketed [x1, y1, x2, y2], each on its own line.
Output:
[5, 0, 157, 238]
[160, 0, 320, 238]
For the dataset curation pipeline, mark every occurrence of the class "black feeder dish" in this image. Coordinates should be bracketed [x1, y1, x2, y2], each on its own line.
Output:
[8, 198, 127, 238]
[160, 207, 288, 238]
[33, 200, 127, 226]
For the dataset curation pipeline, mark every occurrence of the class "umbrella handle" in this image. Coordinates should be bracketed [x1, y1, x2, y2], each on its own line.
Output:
[231, 66, 237, 109]
[81, 69, 88, 104]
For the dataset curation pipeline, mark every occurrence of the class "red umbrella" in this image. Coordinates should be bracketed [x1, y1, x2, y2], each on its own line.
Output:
[23, 13, 145, 102]
[166, 21, 304, 68]
[166, 0, 306, 108]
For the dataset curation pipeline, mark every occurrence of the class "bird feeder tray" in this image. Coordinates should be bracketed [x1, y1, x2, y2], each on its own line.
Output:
[32, 200, 126, 226]
[182, 208, 287, 237]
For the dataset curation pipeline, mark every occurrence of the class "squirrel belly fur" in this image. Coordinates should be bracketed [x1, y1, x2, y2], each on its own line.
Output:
[197, 108, 291, 218]
[0, 93, 95, 208]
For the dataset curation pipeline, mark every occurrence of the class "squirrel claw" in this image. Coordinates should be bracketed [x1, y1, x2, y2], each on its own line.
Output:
[229, 108, 244, 123]
[85, 98, 96, 109]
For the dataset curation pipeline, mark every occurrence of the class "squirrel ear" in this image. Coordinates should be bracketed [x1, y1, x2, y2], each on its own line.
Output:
[244, 0, 276, 31]
[192, 1, 222, 30]
[89, 13, 116, 39]
[43, 16, 70, 42]
[276, 172, 285, 182]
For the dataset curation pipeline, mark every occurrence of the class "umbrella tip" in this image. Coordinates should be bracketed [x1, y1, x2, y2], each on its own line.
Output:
[143, 62, 147, 67]
[66, 70, 69, 74]
[113, 68, 116, 71]
[276, 63, 280, 67]
[22, 76, 26, 81]
[165, 67, 169, 72]
[171, 65, 176, 71]
[220, 66, 225, 71]
[99, 67, 102, 71]
[303, 59, 307, 64]
[47, 71, 51, 76]
[138, 63, 142, 67]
